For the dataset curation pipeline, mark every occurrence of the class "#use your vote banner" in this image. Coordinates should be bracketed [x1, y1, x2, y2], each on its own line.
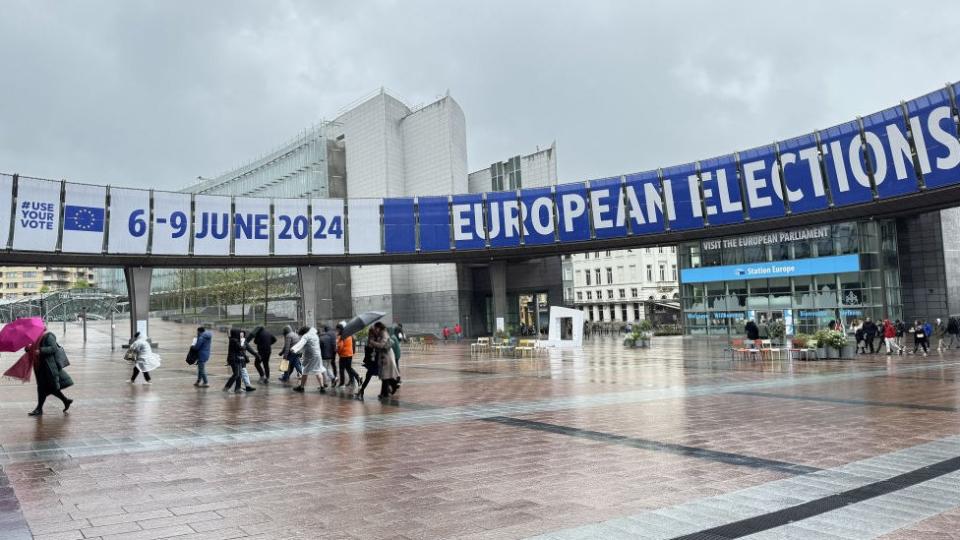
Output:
[13, 177, 60, 252]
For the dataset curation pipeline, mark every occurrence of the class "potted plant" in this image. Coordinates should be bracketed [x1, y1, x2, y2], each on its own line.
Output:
[623, 333, 636, 348]
[638, 319, 653, 347]
[825, 330, 847, 358]
[767, 319, 786, 346]
[813, 329, 830, 359]
[791, 333, 808, 349]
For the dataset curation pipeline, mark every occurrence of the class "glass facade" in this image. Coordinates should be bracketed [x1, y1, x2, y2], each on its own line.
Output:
[679, 221, 901, 336]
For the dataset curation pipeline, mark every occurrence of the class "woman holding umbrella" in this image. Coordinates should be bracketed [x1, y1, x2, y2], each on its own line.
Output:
[27, 330, 74, 416]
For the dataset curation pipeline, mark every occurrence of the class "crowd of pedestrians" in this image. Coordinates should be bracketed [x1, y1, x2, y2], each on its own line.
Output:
[848, 316, 960, 357]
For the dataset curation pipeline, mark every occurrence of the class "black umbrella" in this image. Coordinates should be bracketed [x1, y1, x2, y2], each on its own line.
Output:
[339, 311, 386, 338]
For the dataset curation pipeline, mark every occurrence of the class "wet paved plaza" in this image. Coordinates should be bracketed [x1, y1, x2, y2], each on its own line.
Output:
[1, 320, 959, 539]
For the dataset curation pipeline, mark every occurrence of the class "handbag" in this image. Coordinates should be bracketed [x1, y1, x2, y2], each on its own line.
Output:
[278, 358, 290, 372]
[185, 346, 199, 366]
[54, 345, 70, 368]
[124, 348, 137, 362]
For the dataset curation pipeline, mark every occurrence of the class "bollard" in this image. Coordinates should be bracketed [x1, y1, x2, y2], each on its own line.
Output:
[110, 310, 115, 351]
[82, 308, 87, 343]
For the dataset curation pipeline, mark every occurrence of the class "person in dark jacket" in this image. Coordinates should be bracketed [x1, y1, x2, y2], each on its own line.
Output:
[355, 331, 379, 401]
[193, 327, 213, 387]
[318, 325, 338, 386]
[912, 320, 930, 356]
[223, 329, 259, 393]
[278, 325, 303, 384]
[946, 317, 960, 349]
[249, 326, 277, 383]
[27, 331, 74, 416]
[895, 319, 906, 348]
[745, 320, 760, 341]
[862, 318, 879, 354]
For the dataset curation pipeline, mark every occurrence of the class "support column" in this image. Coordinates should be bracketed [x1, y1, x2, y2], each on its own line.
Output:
[297, 266, 319, 329]
[123, 266, 152, 346]
[490, 261, 508, 333]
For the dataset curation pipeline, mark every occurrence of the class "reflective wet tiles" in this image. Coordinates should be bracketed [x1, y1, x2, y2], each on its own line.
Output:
[1, 320, 959, 539]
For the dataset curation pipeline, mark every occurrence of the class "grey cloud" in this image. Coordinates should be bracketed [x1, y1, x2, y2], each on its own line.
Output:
[0, 0, 958, 189]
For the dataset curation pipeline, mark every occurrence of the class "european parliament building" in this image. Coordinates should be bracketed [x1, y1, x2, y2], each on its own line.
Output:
[99, 88, 561, 335]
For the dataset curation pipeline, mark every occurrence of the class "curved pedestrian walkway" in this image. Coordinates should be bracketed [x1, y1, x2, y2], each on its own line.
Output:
[1, 320, 959, 539]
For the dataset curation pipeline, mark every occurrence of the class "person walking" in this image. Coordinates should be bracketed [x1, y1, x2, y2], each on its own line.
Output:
[442, 325, 451, 343]
[883, 318, 902, 355]
[336, 323, 360, 390]
[895, 319, 906, 349]
[27, 330, 74, 416]
[291, 326, 326, 393]
[368, 322, 400, 399]
[238, 330, 259, 391]
[192, 327, 213, 387]
[912, 320, 930, 356]
[852, 320, 865, 354]
[946, 316, 960, 349]
[355, 333, 378, 400]
[223, 329, 258, 393]
[862, 318, 879, 354]
[318, 325, 338, 387]
[277, 325, 303, 384]
[454, 322, 462, 342]
[745, 319, 760, 343]
[249, 326, 277, 383]
[934, 318, 947, 352]
[129, 332, 161, 384]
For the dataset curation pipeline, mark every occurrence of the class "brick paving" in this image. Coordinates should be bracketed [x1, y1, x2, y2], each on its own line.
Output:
[0, 319, 958, 539]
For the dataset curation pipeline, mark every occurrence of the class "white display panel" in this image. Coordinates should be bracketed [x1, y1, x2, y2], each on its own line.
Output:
[233, 197, 271, 256]
[193, 194, 232, 256]
[273, 198, 309, 256]
[311, 198, 345, 255]
[107, 188, 150, 254]
[151, 191, 192, 255]
[61, 183, 107, 254]
[12, 177, 61, 252]
[346, 199, 381, 254]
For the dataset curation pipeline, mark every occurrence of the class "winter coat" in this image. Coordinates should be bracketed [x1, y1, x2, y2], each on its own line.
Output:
[318, 329, 337, 360]
[291, 328, 322, 373]
[949, 318, 960, 335]
[131, 337, 161, 373]
[279, 328, 299, 360]
[33, 332, 73, 394]
[863, 321, 878, 338]
[924, 322, 933, 338]
[368, 333, 400, 380]
[745, 321, 760, 341]
[361, 344, 379, 375]
[895, 321, 906, 337]
[337, 335, 354, 358]
[883, 322, 896, 339]
[194, 330, 213, 363]
[934, 321, 946, 338]
[250, 326, 277, 357]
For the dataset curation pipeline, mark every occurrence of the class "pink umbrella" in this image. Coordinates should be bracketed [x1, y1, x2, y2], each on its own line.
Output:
[0, 317, 46, 353]
[2, 351, 33, 383]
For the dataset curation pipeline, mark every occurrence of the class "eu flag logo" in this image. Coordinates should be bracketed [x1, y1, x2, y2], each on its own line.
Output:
[64, 205, 105, 232]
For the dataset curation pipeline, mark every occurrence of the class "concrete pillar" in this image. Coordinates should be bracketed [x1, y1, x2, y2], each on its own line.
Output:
[490, 261, 508, 332]
[123, 266, 152, 344]
[297, 266, 320, 329]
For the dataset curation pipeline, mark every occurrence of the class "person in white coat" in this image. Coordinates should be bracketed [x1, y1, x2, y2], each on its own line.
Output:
[129, 332, 161, 384]
[291, 326, 327, 393]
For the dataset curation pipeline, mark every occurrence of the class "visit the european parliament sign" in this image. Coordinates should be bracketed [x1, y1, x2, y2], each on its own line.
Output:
[2, 83, 960, 256]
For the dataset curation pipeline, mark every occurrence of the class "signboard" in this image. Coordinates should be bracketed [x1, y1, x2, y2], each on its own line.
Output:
[151, 191, 191, 255]
[108, 188, 150, 254]
[273, 198, 309, 256]
[193, 194, 231, 256]
[588, 177, 629, 239]
[311, 198, 345, 255]
[701, 226, 830, 251]
[346, 199, 379, 254]
[61, 183, 106, 254]
[12, 177, 60, 252]
[680, 254, 860, 284]
[384, 198, 416, 253]
[233, 197, 271, 256]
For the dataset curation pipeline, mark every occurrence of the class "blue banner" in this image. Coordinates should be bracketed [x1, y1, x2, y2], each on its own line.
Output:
[451, 194, 486, 250]
[486, 191, 521, 248]
[777, 133, 829, 214]
[556, 182, 590, 242]
[820, 120, 874, 206]
[519, 187, 555, 245]
[588, 177, 629, 239]
[739, 144, 785, 220]
[698, 154, 744, 226]
[624, 170, 666, 235]
[906, 88, 960, 190]
[383, 198, 416, 253]
[680, 254, 860, 284]
[861, 106, 919, 199]
[661, 162, 703, 231]
[418, 196, 450, 252]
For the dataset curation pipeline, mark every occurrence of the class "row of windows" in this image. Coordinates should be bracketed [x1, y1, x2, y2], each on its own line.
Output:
[579, 265, 677, 285]
[580, 303, 643, 322]
[579, 247, 676, 259]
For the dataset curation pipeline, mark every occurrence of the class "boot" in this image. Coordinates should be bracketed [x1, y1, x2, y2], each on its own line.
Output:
[63, 399, 73, 413]
[28, 408, 42, 416]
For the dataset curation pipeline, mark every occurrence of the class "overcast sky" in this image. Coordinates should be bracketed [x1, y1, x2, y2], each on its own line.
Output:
[1, 0, 958, 190]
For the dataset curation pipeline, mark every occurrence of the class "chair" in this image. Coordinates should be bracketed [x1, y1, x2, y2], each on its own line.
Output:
[725, 338, 745, 360]
[515, 339, 535, 357]
[471, 337, 491, 354]
[759, 339, 784, 360]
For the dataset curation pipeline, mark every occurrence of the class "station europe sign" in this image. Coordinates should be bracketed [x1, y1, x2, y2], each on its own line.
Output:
[679, 254, 861, 284]
[3, 84, 960, 257]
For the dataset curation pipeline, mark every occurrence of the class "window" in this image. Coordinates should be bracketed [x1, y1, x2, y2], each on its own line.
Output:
[594, 269, 601, 284]
[659, 246, 663, 253]
[586, 291, 592, 300]
[619, 289, 626, 298]
[598, 308, 604, 321]
[606, 268, 613, 284]
[607, 289, 614, 299]
[605, 251, 611, 257]
[23, 272, 37, 278]
[609, 306, 616, 320]
[576, 291, 583, 301]
[5, 283, 17, 289]
[633, 303, 641, 320]
[671, 246, 675, 253]
[491, 161, 504, 191]
[621, 305, 628, 320]
[659, 265, 665, 281]
[672, 265, 677, 281]
[594, 252, 600, 259]
[646, 265, 653, 281]
[585, 272, 591, 286]
[631, 288, 638, 298]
